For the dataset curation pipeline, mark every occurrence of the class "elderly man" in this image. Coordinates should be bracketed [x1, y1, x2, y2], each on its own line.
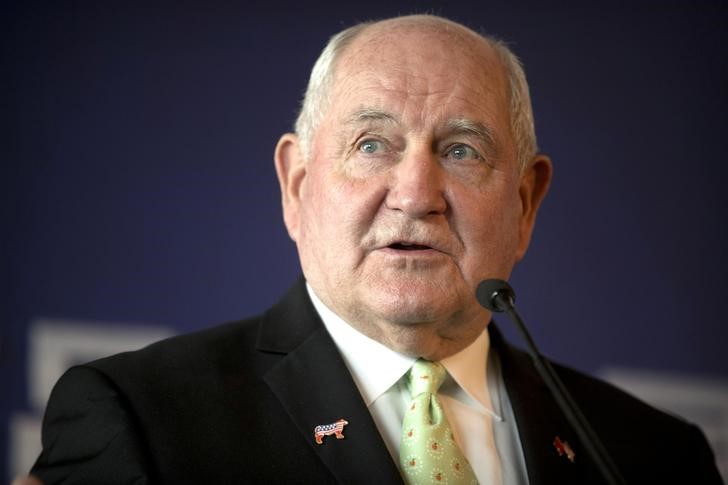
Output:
[28, 14, 721, 485]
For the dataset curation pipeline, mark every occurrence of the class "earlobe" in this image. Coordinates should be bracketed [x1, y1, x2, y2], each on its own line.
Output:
[515, 153, 553, 260]
[274, 133, 307, 241]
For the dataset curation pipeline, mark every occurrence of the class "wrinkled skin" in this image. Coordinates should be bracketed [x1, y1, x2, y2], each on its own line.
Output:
[275, 17, 552, 360]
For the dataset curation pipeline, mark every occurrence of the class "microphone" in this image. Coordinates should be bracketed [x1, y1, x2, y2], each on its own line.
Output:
[476, 279, 626, 485]
[475, 278, 516, 313]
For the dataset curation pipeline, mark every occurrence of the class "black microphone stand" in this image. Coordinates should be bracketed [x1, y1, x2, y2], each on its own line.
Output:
[479, 280, 627, 485]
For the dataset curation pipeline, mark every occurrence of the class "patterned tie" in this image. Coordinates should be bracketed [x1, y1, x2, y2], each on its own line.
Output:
[399, 359, 478, 484]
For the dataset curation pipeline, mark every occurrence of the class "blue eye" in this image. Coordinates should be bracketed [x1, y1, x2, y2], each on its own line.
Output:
[358, 139, 385, 154]
[446, 144, 480, 161]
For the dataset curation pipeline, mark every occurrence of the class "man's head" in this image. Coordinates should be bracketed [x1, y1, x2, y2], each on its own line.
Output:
[275, 15, 552, 360]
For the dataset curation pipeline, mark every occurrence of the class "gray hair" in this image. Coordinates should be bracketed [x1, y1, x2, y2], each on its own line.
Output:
[293, 16, 538, 171]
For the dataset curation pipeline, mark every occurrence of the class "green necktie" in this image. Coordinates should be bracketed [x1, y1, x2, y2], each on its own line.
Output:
[400, 359, 478, 484]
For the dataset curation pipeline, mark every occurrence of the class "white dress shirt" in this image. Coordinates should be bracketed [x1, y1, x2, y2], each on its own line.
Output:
[306, 284, 529, 485]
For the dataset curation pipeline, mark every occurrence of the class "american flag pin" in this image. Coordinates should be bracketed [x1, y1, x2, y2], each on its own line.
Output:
[314, 418, 349, 445]
[553, 436, 576, 463]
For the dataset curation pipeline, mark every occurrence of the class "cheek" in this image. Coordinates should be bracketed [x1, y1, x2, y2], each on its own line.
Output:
[299, 171, 374, 248]
[457, 188, 523, 272]
[322, 167, 386, 215]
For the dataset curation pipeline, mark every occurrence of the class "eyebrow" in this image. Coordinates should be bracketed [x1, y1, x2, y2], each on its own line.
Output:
[344, 108, 398, 126]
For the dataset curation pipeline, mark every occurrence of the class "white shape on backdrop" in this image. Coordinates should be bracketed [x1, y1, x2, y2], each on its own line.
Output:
[9, 318, 173, 482]
[602, 367, 728, 481]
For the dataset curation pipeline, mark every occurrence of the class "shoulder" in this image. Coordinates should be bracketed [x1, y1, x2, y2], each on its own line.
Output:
[557, 362, 721, 481]
[92, 316, 261, 372]
[549, 361, 701, 438]
[547, 360, 721, 482]
[88, 278, 315, 381]
[80, 314, 278, 400]
[491, 325, 722, 482]
[492, 323, 699, 434]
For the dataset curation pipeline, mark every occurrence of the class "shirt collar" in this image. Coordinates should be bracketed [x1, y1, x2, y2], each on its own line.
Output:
[441, 329, 501, 420]
[306, 283, 501, 420]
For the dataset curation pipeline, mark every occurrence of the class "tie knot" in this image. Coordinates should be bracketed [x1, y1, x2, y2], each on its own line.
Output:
[407, 359, 446, 396]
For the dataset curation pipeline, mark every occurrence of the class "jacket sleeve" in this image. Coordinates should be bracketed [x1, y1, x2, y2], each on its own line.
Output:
[30, 365, 153, 484]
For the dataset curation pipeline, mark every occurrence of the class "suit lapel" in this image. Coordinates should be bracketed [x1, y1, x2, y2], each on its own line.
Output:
[490, 323, 592, 485]
[258, 280, 402, 484]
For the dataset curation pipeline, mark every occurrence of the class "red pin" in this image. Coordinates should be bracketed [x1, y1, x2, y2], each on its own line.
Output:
[553, 436, 576, 463]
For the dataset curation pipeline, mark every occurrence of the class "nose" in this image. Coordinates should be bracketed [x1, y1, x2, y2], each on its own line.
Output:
[385, 149, 447, 218]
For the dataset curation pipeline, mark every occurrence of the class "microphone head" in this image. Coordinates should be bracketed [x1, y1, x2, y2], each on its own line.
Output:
[476, 279, 515, 312]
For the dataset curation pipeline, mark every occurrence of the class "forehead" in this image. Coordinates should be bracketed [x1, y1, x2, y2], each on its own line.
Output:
[329, 20, 510, 126]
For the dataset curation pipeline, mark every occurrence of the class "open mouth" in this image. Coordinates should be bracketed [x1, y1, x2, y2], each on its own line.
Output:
[388, 242, 432, 251]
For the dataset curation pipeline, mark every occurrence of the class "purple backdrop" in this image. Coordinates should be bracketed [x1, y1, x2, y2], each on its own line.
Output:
[3, 1, 727, 479]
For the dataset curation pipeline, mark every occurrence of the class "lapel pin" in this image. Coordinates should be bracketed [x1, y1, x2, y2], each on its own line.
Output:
[553, 436, 576, 463]
[314, 418, 349, 445]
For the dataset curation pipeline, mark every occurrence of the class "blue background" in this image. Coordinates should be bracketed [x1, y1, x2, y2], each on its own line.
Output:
[3, 1, 727, 479]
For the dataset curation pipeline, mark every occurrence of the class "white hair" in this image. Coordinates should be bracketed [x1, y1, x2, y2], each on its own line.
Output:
[293, 22, 371, 162]
[293, 16, 538, 171]
[488, 38, 539, 172]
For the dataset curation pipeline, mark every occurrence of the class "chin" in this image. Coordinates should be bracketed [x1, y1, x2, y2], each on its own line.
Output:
[366, 278, 463, 321]
[371, 295, 450, 326]
[348, 288, 486, 360]
[383, 326, 469, 361]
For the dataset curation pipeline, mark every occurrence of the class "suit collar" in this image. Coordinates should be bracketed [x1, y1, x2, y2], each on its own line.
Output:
[256, 278, 322, 353]
[258, 279, 403, 484]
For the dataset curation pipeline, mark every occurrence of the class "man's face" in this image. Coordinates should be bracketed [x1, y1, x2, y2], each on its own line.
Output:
[276, 21, 551, 359]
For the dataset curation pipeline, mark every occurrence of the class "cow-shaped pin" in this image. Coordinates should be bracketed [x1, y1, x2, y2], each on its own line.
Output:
[314, 418, 349, 444]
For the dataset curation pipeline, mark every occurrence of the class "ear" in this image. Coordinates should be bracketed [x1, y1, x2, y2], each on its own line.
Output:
[274, 133, 307, 242]
[515, 153, 553, 261]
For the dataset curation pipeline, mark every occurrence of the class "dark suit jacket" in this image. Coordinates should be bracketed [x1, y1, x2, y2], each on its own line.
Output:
[32, 279, 722, 484]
